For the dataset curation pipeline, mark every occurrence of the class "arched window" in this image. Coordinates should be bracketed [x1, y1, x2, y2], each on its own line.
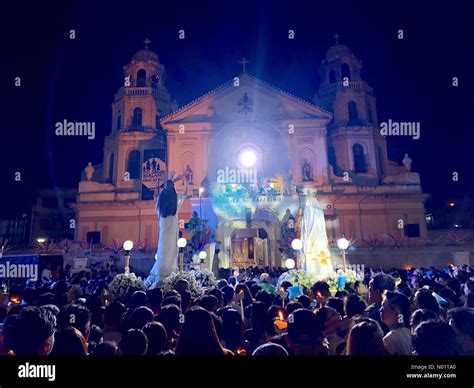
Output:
[108, 153, 114, 182]
[116, 115, 121, 131]
[137, 69, 147, 87]
[368, 107, 373, 124]
[328, 146, 341, 176]
[151, 74, 159, 89]
[132, 107, 142, 129]
[127, 150, 141, 179]
[348, 101, 359, 124]
[377, 146, 385, 176]
[353, 144, 367, 173]
[341, 63, 351, 81]
[329, 69, 336, 84]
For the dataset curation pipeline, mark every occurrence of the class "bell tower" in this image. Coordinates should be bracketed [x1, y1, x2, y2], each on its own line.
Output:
[103, 40, 177, 192]
[316, 35, 388, 183]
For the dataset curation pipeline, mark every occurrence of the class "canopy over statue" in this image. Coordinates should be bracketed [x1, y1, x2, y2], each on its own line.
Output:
[300, 195, 333, 280]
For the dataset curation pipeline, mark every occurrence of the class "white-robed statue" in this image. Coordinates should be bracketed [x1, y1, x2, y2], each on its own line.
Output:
[300, 194, 333, 281]
[146, 172, 189, 287]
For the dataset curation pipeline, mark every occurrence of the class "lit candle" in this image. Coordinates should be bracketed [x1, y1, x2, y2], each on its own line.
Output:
[273, 310, 288, 332]
[279, 287, 287, 309]
[238, 290, 245, 321]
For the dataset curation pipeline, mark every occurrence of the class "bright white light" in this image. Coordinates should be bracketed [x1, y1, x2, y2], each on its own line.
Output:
[123, 240, 134, 251]
[285, 258, 296, 269]
[199, 187, 205, 195]
[291, 239, 303, 251]
[199, 251, 207, 259]
[177, 238, 187, 248]
[36, 237, 46, 243]
[239, 149, 257, 168]
[337, 238, 350, 250]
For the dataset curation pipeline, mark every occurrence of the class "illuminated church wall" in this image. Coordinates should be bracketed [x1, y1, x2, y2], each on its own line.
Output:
[74, 43, 428, 268]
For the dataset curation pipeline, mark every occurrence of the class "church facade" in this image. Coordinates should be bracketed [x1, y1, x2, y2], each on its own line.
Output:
[74, 41, 428, 269]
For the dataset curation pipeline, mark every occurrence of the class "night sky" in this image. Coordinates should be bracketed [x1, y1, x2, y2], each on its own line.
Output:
[1, 0, 473, 217]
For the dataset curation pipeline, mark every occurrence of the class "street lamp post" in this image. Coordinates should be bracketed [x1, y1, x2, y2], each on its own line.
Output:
[123, 240, 134, 274]
[199, 187, 205, 218]
[291, 238, 303, 269]
[199, 250, 207, 269]
[337, 237, 349, 272]
[177, 237, 187, 272]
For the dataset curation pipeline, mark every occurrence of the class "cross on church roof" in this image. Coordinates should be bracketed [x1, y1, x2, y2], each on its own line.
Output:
[143, 38, 151, 49]
[239, 57, 250, 74]
[333, 33, 340, 45]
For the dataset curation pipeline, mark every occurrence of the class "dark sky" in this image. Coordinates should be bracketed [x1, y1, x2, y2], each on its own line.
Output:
[1, 0, 473, 217]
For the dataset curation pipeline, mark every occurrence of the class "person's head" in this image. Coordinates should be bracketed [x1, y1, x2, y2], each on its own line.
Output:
[252, 342, 289, 356]
[143, 321, 168, 355]
[4, 307, 56, 355]
[344, 294, 366, 318]
[221, 308, 243, 351]
[104, 301, 125, 330]
[221, 286, 235, 306]
[147, 288, 163, 312]
[255, 290, 274, 307]
[175, 306, 226, 355]
[410, 308, 438, 334]
[297, 295, 312, 309]
[180, 289, 192, 312]
[58, 304, 91, 340]
[51, 326, 88, 355]
[127, 306, 154, 329]
[118, 329, 148, 355]
[413, 320, 462, 355]
[326, 297, 344, 317]
[93, 341, 117, 356]
[354, 280, 368, 296]
[217, 279, 228, 289]
[414, 289, 440, 315]
[463, 280, 474, 296]
[311, 281, 331, 304]
[314, 306, 342, 337]
[346, 318, 387, 355]
[175, 279, 189, 293]
[89, 324, 103, 345]
[130, 291, 147, 307]
[234, 284, 252, 306]
[368, 273, 395, 305]
[198, 295, 219, 313]
[206, 288, 224, 308]
[156, 304, 182, 338]
[250, 301, 268, 331]
[286, 309, 323, 349]
[448, 307, 474, 355]
[380, 291, 411, 329]
[286, 301, 303, 315]
[162, 295, 182, 309]
[438, 287, 460, 309]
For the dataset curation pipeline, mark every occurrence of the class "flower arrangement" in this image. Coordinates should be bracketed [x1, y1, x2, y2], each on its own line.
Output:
[190, 269, 218, 289]
[277, 269, 315, 292]
[327, 269, 360, 293]
[161, 271, 205, 297]
[109, 273, 145, 305]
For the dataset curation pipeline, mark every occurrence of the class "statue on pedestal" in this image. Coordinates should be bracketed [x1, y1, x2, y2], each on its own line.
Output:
[402, 154, 412, 172]
[302, 159, 313, 181]
[85, 162, 94, 181]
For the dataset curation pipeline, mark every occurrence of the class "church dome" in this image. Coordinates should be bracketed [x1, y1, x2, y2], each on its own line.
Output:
[132, 49, 159, 63]
[325, 44, 353, 61]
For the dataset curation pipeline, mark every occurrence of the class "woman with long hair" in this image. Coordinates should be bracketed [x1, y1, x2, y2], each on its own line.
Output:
[175, 307, 233, 355]
[345, 318, 389, 355]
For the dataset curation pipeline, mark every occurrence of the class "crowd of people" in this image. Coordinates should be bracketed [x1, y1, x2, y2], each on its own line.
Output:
[0, 263, 473, 356]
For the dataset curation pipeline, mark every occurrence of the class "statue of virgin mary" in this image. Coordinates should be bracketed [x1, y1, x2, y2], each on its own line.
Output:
[146, 172, 189, 287]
